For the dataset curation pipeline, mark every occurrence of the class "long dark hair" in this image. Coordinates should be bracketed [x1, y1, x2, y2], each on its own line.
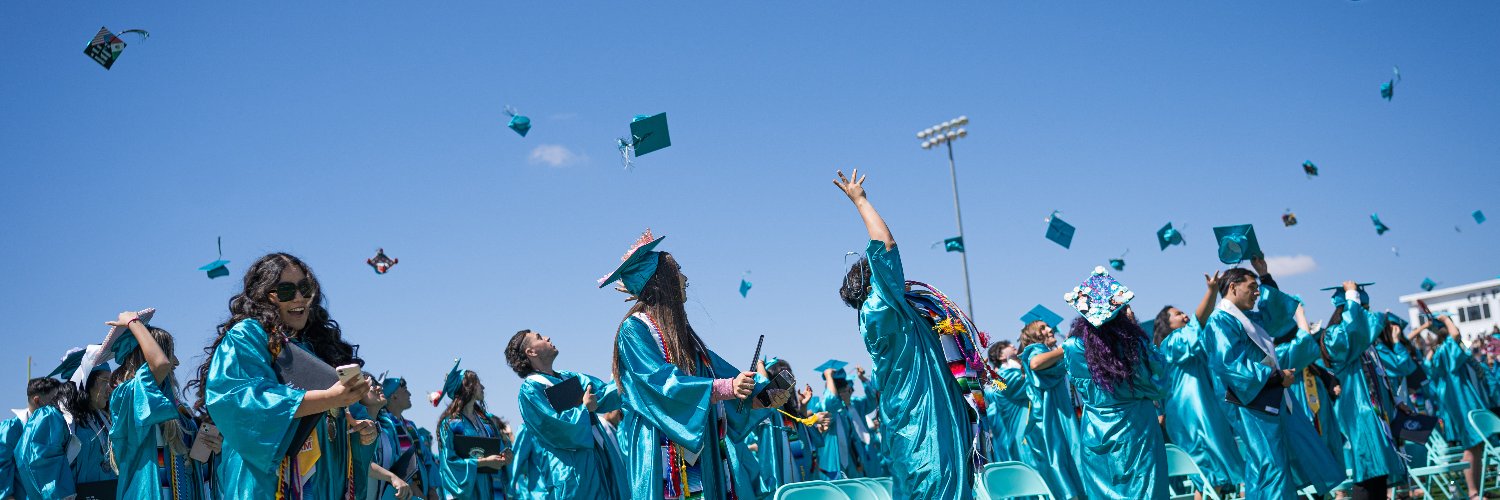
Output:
[439, 370, 506, 437]
[1152, 306, 1177, 346]
[188, 253, 354, 410]
[839, 258, 871, 309]
[60, 370, 112, 430]
[1071, 307, 1149, 394]
[612, 252, 713, 390]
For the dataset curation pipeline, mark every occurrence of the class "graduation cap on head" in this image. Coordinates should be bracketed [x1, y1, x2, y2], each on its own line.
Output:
[429, 359, 463, 407]
[1386, 312, 1409, 331]
[1421, 278, 1437, 292]
[504, 106, 531, 137]
[1213, 224, 1263, 265]
[1476, 210, 1487, 224]
[814, 359, 849, 381]
[1064, 266, 1135, 327]
[1045, 212, 1074, 249]
[1321, 283, 1374, 308]
[1372, 214, 1390, 235]
[46, 347, 90, 379]
[380, 374, 405, 399]
[1302, 161, 1318, 177]
[1157, 223, 1185, 250]
[597, 229, 665, 296]
[106, 309, 157, 365]
[1020, 304, 1064, 330]
[199, 237, 230, 279]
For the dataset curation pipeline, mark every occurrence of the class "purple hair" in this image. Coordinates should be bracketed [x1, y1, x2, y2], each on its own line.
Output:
[1071, 309, 1149, 394]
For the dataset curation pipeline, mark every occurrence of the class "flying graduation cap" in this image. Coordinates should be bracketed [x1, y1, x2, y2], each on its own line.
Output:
[1371, 214, 1391, 235]
[1302, 161, 1318, 178]
[1282, 211, 1298, 227]
[1044, 211, 1074, 249]
[1213, 224, 1263, 265]
[1476, 210, 1487, 224]
[367, 248, 398, 274]
[739, 271, 752, 298]
[83, 27, 148, 70]
[1157, 223, 1186, 250]
[943, 236, 964, 253]
[1108, 249, 1128, 271]
[1421, 278, 1437, 292]
[504, 106, 531, 137]
[198, 237, 230, 279]
[616, 113, 671, 169]
[1381, 66, 1401, 101]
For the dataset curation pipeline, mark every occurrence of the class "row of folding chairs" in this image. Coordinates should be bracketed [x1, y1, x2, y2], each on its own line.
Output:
[773, 477, 893, 500]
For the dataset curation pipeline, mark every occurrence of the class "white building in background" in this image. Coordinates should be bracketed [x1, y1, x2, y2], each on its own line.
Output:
[1399, 278, 1500, 343]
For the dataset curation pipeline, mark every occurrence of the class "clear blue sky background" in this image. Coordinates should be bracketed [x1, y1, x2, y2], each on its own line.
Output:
[3, 2, 1496, 428]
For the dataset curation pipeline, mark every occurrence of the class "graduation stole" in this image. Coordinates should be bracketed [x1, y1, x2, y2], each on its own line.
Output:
[633, 312, 733, 500]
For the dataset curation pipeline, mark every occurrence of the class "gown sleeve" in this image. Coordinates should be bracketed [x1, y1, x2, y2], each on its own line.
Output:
[203, 319, 306, 467]
[0, 419, 20, 500]
[1275, 330, 1322, 370]
[708, 350, 776, 443]
[1254, 284, 1304, 340]
[1208, 311, 1277, 403]
[1320, 301, 1372, 372]
[18, 407, 73, 498]
[615, 316, 715, 453]
[437, 419, 481, 498]
[517, 373, 597, 451]
[1158, 318, 1206, 365]
[861, 240, 912, 350]
[108, 363, 181, 495]
[1378, 347, 1417, 378]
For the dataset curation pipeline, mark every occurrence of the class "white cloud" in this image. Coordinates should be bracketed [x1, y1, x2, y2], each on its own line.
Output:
[1264, 254, 1317, 277]
[528, 144, 585, 168]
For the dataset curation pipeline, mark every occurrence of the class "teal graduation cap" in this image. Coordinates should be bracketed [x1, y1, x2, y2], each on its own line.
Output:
[1386, 312, 1409, 331]
[1321, 283, 1374, 308]
[1381, 66, 1400, 101]
[597, 229, 665, 296]
[46, 347, 90, 379]
[199, 237, 230, 279]
[1476, 210, 1487, 224]
[739, 275, 752, 297]
[1302, 161, 1318, 178]
[380, 374, 405, 400]
[944, 236, 964, 253]
[1157, 223, 1185, 250]
[1020, 304, 1064, 330]
[505, 106, 531, 137]
[617, 113, 672, 168]
[1045, 212, 1074, 249]
[1421, 278, 1437, 292]
[814, 359, 848, 380]
[103, 308, 156, 365]
[429, 359, 464, 407]
[1372, 214, 1390, 235]
[1213, 224, 1263, 265]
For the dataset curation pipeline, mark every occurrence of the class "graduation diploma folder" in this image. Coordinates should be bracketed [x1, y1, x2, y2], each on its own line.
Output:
[452, 435, 504, 472]
[544, 376, 585, 413]
[1224, 370, 1285, 415]
[272, 343, 339, 458]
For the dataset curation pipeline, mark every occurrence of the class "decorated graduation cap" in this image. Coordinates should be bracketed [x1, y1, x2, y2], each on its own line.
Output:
[199, 237, 230, 279]
[616, 113, 671, 169]
[367, 248, 398, 274]
[1322, 283, 1374, 308]
[814, 359, 849, 381]
[1381, 66, 1401, 101]
[1371, 214, 1390, 235]
[105, 308, 157, 364]
[597, 228, 665, 296]
[429, 359, 464, 407]
[504, 106, 531, 137]
[1421, 278, 1437, 292]
[1302, 161, 1318, 178]
[1020, 304, 1064, 330]
[1476, 210, 1487, 224]
[1064, 266, 1135, 327]
[1282, 211, 1298, 227]
[1213, 224, 1263, 265]
[1045, 211, 1074, 249]
[83, 27, 147, 70]
[1157, 223, 1185, 250]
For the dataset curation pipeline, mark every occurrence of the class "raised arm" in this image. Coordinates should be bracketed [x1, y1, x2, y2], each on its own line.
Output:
[834, 169, 895, 250]
[107, 310, 173, 384]
[1195, 271, 1221, 326]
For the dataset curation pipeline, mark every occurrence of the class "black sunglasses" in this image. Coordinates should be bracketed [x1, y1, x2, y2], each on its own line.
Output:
[272, 279, 316, 301]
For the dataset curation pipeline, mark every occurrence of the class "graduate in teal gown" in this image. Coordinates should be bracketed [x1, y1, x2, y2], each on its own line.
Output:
[748, 358, 827, 498]
[1152, 272, 1245, 491]
[1059, 267, 1168, 498]
[15, 377, 69, 500]
[1253, 281, 1346, 477]
[1017, 323, 1085, 499]
[981, 341, 1027, 464]
[63, 367, 119, 489]
[845, 367, 884, 478]
[599, 229, 785, 499]
[1206, 263, 1344, 499]
[376, 375, 433, 500]
[1422, 314, 1489, 496]
[832, 170, 975, 499]
[503, 328, 628, 499]
[196, 253, 372, 499]
[1319, 283, 1405, 496]
[432, 360, 513, 500]
[1374, 313, 1420, 411]
[102, 311, 212, 499]
[349, 374, 398, 500]
[807, 360, 869, 479]
[0, 412, 23, 500]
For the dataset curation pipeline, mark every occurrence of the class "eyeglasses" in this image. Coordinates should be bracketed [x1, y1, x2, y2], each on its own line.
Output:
[272, 279, 316, 301]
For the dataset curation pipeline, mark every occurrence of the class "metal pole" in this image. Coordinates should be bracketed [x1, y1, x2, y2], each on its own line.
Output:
[945, 140, 974, 319]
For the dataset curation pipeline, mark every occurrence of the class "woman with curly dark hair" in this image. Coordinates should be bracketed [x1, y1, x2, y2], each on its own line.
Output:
[1059, 266, 1167, 498]
[193, 253, 370, 498]
[503, 329, 626, 498]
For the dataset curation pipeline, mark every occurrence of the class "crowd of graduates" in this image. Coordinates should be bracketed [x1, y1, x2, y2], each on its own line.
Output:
[0, 170, 1497, 500]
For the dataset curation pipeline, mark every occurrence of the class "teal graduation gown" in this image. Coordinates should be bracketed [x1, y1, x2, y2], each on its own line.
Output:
[857, 241, 974, 499]
[1321, 300, 1404, 483]
[981, 368, 1028, 464]
[1425, 336, 1489, 448]
[438, 413, 509, 499]
[749, 406, 819, 497]
[17, 406, 72, 499]
[1207, 298, 1344, 500]
[1376, 345, 1418, 410]
[1061, 336, 1168, 498]
[509, 370, 627, 499]
[1158, 316, 1245, 487]
[809, 392, 864, 479]
[109, 363, 206, 499]
[71, 417, 117, 486]
[1018, 343, 1084, 499]
[0, 417, 22, 500]
[203, 318, 308, 498]
[1276, 331, 1345, 473]
[612, 313, 774, 499]
[349, 404, 378, 500]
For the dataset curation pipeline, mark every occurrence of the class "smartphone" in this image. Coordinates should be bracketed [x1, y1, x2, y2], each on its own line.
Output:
[189, 424, 219, 462]
[336, 364, 362, 384]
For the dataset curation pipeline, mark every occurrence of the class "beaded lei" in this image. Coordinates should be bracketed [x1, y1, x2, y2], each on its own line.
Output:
[637, 312, 737, 500]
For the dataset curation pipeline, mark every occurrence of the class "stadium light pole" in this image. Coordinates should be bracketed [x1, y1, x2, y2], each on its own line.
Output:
[917, 116, 974, 319]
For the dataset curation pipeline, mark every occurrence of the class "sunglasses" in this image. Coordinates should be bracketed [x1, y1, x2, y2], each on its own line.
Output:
[272, 279, 316, 301]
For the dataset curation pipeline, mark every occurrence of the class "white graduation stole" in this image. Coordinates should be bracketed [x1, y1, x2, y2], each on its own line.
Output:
[1218, 299, 1295, 413]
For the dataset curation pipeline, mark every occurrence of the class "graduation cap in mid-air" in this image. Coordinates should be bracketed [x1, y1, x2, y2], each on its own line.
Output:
[1302, 161, 1318, 178]
[1476, 210, 1487, 224]
[1372, 214, 1391, 235]
[943, 236, 964, 253]
[505, 106, 531, 137]
[1157, 223, 1186, 250]
[1214, 224, 1263, 265]
[367, 248, 398, 274]
[83, 27, 146, 70]
[739, 272, 752, 298]
[1108, 249, 1128, 271]
[1421, 278, 1437, 292]
[616, 113, 671, 169]
[1045, 212, 1074, 249]
[198, 237, 230, 279]
[1282, 211, 1298, 227]
[1381, 66, 1401, 101]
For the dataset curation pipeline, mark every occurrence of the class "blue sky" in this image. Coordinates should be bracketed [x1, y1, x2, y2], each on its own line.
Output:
[2, 2, 1496, 428]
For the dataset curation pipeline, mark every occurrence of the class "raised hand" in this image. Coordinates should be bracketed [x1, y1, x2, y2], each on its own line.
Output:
[834, 169, 867, 203]
[1205, 271, 1222, 291]
[1251, 256, 1269, 276]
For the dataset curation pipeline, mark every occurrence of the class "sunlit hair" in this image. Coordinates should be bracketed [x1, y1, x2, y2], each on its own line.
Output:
[612, 253, 712, 394]
[112, 326, 188, 457]
[504, 329, 535, 379]
[59, 370, 112, 430]
[438, 370, 507, 436]
[1217, 268, 1259, 298]
[1018, 320, 1052, 348]
[1070, 307, 1149, 394]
